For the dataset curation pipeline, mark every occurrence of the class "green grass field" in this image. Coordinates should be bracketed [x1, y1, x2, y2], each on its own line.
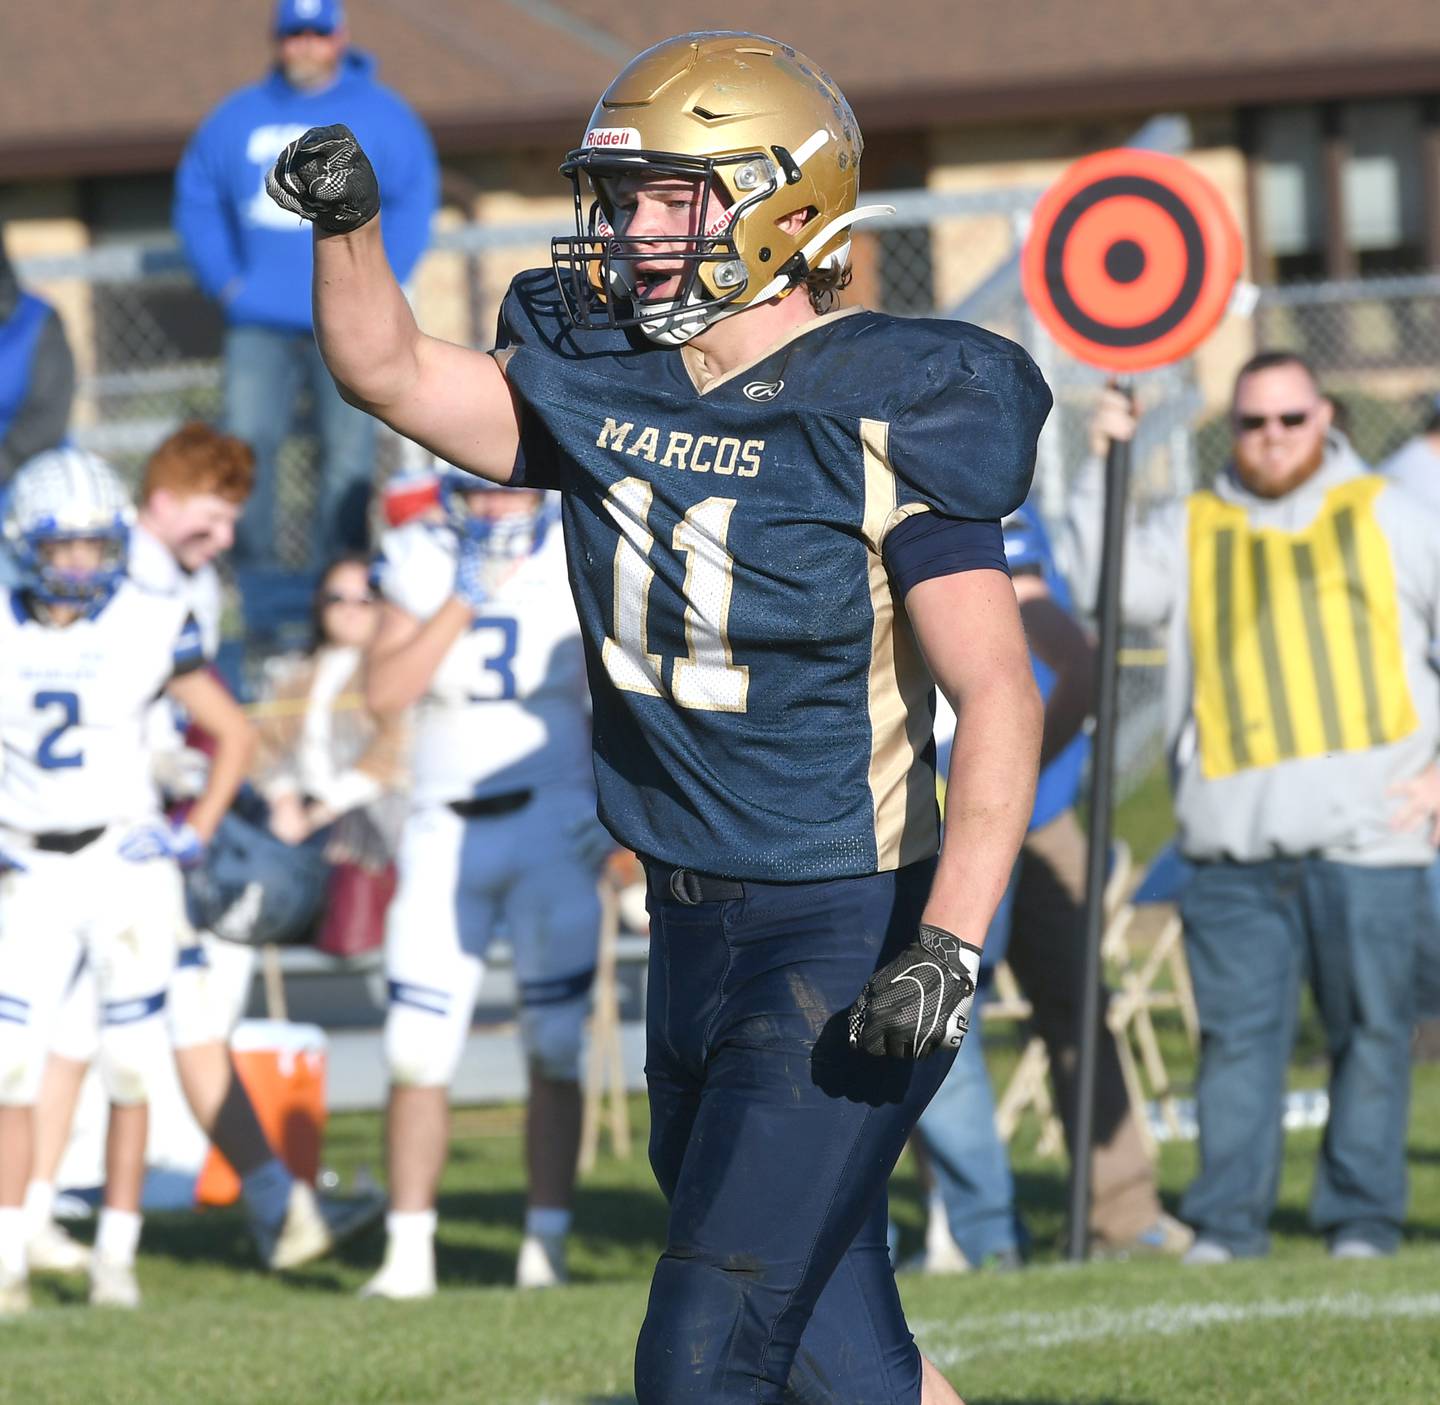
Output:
[7, 772, 1438, 1402]
[6, 1049, 1439, 1405]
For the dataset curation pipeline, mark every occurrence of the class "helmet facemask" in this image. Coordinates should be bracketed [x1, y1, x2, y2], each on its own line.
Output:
[554, 147, 789, 346]
[20, 530, 130, 607]
[3, 448, 134, 609]
[440, 474, 553, 563]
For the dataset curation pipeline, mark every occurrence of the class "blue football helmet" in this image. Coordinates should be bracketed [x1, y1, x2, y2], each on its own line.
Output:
[2, 448, 134, 606]
[439, 471, 555, 560]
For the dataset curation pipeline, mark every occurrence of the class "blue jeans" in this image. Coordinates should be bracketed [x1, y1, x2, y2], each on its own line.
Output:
[915, 1015, 1019, 1264]
[638, 859, 952, 1405]
[224, 324, 377, 568]
[914, 867, 1020, 1265]
[1421, 856, 1440, 1019]
[1179, 858, 1421, 1255]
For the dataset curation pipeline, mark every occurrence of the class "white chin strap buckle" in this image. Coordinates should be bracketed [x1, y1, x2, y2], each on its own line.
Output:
[638, 296, 711, 346]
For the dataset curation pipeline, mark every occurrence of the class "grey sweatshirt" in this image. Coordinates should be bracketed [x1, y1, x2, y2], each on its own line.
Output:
[1063, 434, 1440, 866]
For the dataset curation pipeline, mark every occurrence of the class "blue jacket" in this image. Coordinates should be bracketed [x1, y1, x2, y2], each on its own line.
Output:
[0, 252, 75, 481]
[173, 51, 438, 334]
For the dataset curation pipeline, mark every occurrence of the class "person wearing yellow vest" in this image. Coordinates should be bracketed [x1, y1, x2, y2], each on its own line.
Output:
[1065, 350, 1440, 1263]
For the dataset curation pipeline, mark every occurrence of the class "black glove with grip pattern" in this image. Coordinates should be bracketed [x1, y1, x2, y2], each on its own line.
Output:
[266, 124, 380, 233]
[848, 924, 982, 1059]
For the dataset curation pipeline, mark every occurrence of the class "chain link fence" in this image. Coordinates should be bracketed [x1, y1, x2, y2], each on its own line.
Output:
[15, 186, 1235, 795]
[32, 217, 1437, 533]
[15, 182, 1205, 536]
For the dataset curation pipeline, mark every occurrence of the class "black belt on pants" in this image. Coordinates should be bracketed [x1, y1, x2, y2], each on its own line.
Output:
[649, 864, 746, 906]
[448, 789, 532, 820]
[33, 826, 107, 855]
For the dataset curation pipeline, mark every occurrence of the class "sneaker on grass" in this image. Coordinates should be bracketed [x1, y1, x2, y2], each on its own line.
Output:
[254, 1182, 387, 1272]
[89, 1257, 140, 1309]
[27, 1219, 91, 1275]
[1181, 1238, 1235, 1267]
[0, 1269, 30, 1317]
[1093, 1212, 1195, 1261]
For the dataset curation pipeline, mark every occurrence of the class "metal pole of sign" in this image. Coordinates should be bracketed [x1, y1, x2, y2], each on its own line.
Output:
[1067, 377, 1133, 1263]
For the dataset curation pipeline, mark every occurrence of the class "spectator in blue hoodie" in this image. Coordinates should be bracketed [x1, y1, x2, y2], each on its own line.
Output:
[0, 227, 75, 486]
[174, 0, 438, 570]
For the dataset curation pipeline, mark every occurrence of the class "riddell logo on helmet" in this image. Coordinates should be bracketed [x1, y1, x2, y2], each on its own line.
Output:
[584, 127, 641, 149]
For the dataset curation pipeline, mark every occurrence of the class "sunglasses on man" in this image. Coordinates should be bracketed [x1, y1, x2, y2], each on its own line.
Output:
[1234, 409, 1313, 433]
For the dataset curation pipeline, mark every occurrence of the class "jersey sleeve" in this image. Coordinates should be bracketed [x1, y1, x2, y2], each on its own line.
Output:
[492, 275, 573, 493]
[883, 326, 1052, 531]
[170, 612, 206, 677]
[372, 523, 457, 621]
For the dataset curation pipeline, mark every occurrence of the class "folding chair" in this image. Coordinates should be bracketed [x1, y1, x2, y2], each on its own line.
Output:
[1101, 842, 1199, 1150]
[986, 840, 1135, 1159]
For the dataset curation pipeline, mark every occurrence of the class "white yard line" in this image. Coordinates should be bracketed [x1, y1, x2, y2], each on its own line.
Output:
[530, 1288, 1440, 1403]
[913, 1290, 1440, 1366]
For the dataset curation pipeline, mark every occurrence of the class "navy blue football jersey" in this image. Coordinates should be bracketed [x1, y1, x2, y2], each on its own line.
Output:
[495, 269, 1051, 881]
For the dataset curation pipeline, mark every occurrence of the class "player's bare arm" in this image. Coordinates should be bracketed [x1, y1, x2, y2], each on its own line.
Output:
[165, 669, 255, 843]
[364, 599, 472, 717]
[266, 126, 520, 483]
[848, 566, 1043, 1062]
[908, 566, 1043, 943]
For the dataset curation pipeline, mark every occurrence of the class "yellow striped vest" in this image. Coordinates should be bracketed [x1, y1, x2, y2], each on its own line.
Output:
[1187, 476, 1418, 779]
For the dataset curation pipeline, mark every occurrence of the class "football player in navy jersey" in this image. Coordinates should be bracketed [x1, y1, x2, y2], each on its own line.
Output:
[269, 31, 1049, 1405]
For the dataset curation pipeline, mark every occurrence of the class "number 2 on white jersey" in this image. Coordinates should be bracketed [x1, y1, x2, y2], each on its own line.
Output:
[34, 690, 84, 770]
[601, 477, 749, 713]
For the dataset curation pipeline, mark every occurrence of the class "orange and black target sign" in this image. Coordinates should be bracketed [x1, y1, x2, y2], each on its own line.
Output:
[1021, 148, 1244, 373]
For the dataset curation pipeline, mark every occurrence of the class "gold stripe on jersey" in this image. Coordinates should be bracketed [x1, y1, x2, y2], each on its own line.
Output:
[1187, 476, 1417, 779]
[860, 417, 940, 869]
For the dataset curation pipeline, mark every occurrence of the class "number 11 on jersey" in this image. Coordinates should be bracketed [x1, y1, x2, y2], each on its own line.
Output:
[601, 477, 749, 713]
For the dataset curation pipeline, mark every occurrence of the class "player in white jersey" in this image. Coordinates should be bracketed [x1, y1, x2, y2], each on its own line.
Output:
[361, 475, 613, 1298]
[0, 448, 254, 1315]
[25, 424, 383, 1279]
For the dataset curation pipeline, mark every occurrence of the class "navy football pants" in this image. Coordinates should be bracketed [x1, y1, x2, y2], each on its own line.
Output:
[635, 860, 953, 1405]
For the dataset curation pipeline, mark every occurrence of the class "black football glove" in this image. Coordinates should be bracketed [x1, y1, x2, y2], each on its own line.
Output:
[848, 925, 982, 1059]
[266, 124, 380, 233]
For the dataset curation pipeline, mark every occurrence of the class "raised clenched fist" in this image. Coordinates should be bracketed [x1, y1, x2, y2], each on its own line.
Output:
[266, 124, 380, 234]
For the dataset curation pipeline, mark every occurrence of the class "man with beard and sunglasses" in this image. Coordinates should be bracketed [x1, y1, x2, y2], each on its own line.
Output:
[1068, 351, 1440, 1266]
[267, 31, 1051, 1405]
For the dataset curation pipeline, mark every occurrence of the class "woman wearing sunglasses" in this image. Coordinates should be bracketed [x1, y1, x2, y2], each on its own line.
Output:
[252, 556, 406, 852]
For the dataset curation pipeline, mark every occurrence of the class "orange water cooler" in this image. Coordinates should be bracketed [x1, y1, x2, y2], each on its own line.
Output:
[196, 1020, 328, 1206]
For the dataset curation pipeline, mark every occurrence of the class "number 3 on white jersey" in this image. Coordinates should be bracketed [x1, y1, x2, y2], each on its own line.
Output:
[601, 477, 749, 713]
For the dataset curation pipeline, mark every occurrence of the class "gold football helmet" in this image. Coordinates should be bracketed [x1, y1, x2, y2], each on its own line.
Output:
[551, 32, 891, 344]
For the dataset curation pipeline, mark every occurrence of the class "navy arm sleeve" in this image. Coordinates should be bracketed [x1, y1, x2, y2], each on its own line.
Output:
[170, 613, 207, 678]
[883, 514, 1009, 597]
